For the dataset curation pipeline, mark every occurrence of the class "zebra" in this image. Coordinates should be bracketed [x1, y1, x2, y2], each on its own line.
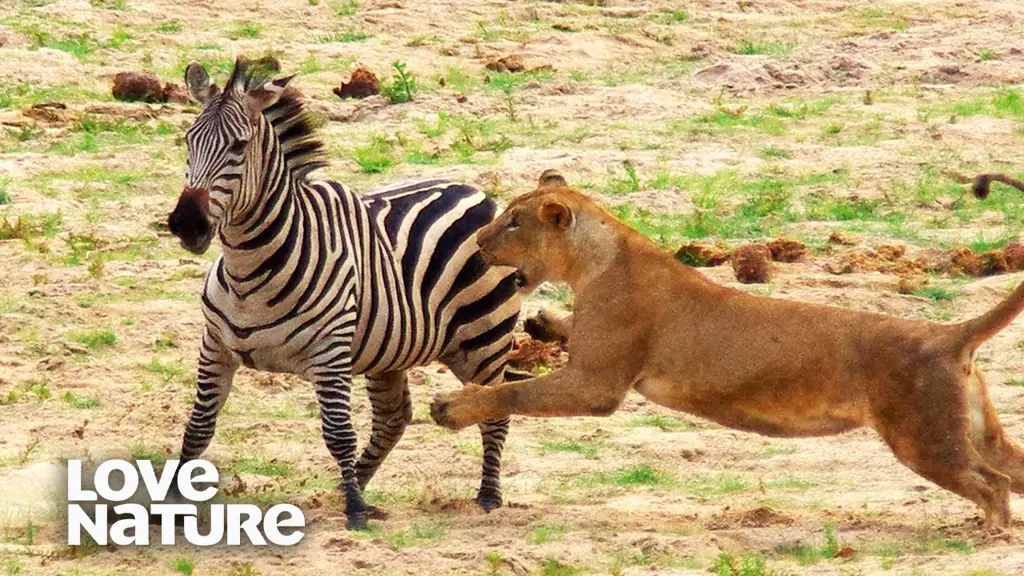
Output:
[166, 57, 524, 529]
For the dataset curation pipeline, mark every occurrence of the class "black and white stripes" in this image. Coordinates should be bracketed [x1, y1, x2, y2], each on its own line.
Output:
[168, 58, 521, 528]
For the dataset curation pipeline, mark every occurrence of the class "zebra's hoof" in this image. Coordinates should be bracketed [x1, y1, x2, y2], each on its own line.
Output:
[346, 511, 369, 531]
[475, 494, 502, 513]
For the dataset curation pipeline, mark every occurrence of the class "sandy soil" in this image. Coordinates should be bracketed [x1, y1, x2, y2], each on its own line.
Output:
[3, 0, 1024, 575]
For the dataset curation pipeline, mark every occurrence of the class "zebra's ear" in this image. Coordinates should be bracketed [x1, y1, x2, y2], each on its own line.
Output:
[184, 62, 221, 105]
[242, 75, 295, 122]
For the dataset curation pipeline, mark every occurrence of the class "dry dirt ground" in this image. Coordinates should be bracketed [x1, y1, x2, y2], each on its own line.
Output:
[3, 0, 1024, 574]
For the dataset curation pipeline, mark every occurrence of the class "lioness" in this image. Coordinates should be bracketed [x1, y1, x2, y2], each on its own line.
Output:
[431, 170, 1024, 528]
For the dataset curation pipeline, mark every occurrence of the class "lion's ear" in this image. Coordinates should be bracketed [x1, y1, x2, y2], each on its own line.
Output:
[537, 169, 567, 189]
[538, 201, 573, 231]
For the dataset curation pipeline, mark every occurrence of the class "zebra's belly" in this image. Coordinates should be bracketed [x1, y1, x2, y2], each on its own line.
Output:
[234, 347, 304, 374]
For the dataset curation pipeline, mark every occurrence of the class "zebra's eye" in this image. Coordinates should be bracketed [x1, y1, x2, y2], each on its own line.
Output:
[228, 139, 249, 155]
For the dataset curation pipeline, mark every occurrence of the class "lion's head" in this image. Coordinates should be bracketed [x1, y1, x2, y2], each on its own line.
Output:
[477, 170, 588, 292]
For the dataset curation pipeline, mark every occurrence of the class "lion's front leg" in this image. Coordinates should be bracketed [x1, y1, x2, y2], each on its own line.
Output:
[430, 369, 630, 430]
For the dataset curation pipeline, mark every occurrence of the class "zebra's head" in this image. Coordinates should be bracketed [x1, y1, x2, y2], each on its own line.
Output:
[168, 57, 294, 254]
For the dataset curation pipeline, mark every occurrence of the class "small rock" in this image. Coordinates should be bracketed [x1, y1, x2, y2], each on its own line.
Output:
[732, 244, 772, 284]
[64, 343, 89, 355]
[37, 356, 65, 371]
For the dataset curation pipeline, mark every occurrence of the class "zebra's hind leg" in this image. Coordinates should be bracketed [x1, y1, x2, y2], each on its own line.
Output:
[355, 370, 412, 492]
[180, 329, 239, 462]
[310, 359, 369, 530]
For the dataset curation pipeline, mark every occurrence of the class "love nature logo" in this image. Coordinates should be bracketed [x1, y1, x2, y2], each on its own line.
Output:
[67, 459, 305, 546]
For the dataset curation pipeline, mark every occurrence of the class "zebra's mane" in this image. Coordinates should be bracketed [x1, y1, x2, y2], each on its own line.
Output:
[229, 57, 329, 182]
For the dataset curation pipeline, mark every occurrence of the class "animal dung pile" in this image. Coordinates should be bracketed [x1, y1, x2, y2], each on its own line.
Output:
[766, 237, 807, 262]
[485, 54, 527, 73]
[112, 72, 188, 104]
[827, 231, 861, 246]
[484, 54, 554, 77]
[333, 66, 379, 99]
[673, 242, 730, 267]
[732, 244, 772, 284]
[1004, 241, 1024, 271]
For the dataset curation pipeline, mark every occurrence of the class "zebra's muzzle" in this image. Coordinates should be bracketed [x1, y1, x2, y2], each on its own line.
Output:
[168, 188, 214, 255]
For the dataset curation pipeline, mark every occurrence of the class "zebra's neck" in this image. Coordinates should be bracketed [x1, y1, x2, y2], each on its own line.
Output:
[217, 120, 299, 298]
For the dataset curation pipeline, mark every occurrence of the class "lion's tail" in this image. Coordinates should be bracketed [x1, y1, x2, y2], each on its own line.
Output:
[951, 281, 1024, 353]
[973, 173, 1024, 199]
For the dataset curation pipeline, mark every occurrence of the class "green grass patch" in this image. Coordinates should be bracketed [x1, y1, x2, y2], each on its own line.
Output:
[318, 29, 370, 43]
[142, 357, 188, 385]
[61, 391, 100, 409]
[370, 521, 446, 550]
[574, 465, 674, 490]
[765, 475, 813, 490]
[679, 474, 748, 497]
[170, 557, 194, 576]
[526, 523, 568, 545]
[539, 558, 582, 576]
[380, 61, 417, 104]
[129, 441, 167, 465]
[332, 0, 359, 16]
[714, 552, 784, 576]
[630, 414, 691, 430]
[733, 39, 793, 56]
[538, 440, 598, 459]
[912, 284, 960, 302]
[761, 145, 790, 159]
[67, 328, 116, 350]
[234, 456, 294, 477]
[777, 525, 841, 565]
[351, 136, 395, 173]
[228, 22, 261, 39]
[155, 21, 183, 33]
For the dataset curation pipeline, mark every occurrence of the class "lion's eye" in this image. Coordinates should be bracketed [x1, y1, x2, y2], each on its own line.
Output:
[228, 139, 248, 155]
[506, 216, 519, 231]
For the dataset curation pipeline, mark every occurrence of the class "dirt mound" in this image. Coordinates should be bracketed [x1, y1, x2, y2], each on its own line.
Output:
[334, 66, 380, 100]
[507, 335, 567, 374]
[708, 506, 795, 529]
[824, 248, 925, 276]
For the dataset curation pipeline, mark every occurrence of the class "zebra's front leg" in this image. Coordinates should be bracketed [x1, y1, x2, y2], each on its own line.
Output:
[356, 370, 412, 491]
[180, 329, 239, 462]
[310, 359, 368, 529]
[475, 367, 530, 511]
